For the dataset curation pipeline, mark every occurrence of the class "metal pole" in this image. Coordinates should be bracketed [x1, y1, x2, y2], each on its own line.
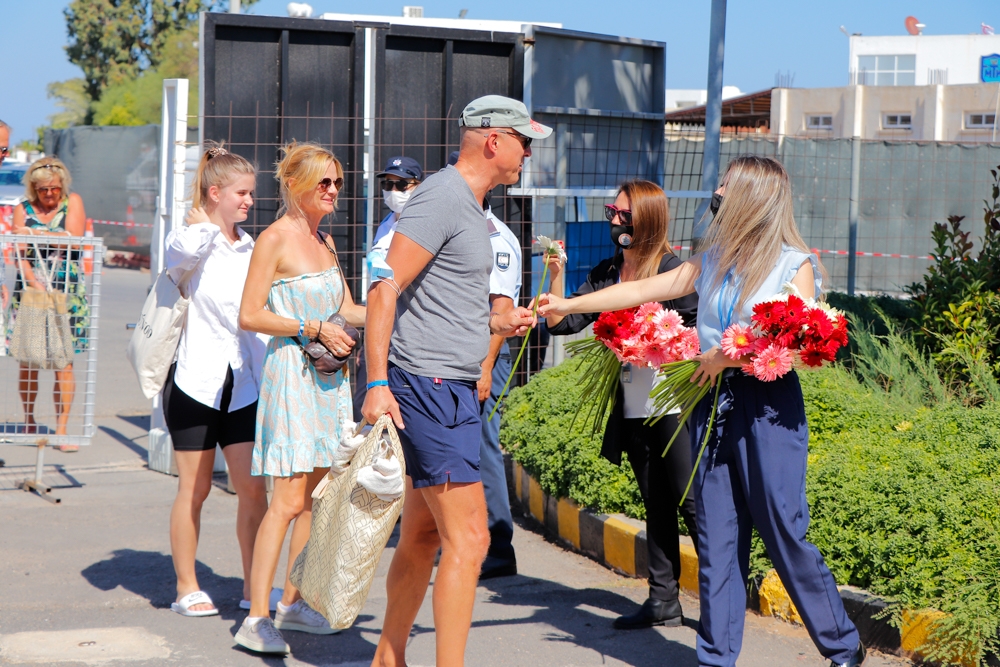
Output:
[152, 79, 188, 457]
[362, 27, 378, 298]
[692, 0, 727, 244]
[847, 137, 861, 296]
[229, 0, 240, 13]
[81, 242, 104, 441]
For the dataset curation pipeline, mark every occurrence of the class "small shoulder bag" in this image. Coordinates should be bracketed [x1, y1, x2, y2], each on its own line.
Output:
[296, 233, 360, 376]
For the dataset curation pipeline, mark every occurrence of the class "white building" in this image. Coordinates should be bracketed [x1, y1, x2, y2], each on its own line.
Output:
[771, 83, 999, 141]
[665, 86, 742, 110]
[849, 34, 1000, 86]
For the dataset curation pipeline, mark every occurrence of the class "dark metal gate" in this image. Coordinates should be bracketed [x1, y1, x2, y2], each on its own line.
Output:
[200, 13, 529, 299]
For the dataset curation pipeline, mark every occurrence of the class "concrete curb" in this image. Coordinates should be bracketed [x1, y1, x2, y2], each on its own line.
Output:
[508, 457, 969, 666]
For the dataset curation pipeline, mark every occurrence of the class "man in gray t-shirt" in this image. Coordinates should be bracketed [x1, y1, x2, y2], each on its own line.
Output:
[362, 95, 551, 666]
[387, 164, 493, 380]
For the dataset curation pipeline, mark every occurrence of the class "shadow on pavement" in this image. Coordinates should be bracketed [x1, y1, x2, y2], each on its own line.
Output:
[82, 549, 380, 665]
[471, 572, 700, 666]
[97, 426, 149, 461]
[81, 549, 243, 613]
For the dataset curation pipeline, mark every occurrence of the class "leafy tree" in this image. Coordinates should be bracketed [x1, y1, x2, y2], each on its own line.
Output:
[93, 25, 200, 126]
[46, 79, 89, 129]
[64, 0, 255, 106]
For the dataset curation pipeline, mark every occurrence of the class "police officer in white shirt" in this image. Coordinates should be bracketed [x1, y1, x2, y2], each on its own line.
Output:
[369, 156, 423, 268]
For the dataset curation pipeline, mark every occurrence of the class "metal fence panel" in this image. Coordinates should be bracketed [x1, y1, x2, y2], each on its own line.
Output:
[43, 126, 159, 252]
[658, 132, 1000, 295]
[0, 235, 104, 447]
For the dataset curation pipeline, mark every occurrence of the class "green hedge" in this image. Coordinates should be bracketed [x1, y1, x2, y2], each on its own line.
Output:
[500, 355, 1000, 661]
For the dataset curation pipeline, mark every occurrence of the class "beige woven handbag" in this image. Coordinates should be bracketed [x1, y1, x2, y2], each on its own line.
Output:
[10, 242, 74, 370]
[290, 414, 406, 629]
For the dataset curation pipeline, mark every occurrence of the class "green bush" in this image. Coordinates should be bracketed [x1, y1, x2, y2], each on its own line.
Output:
[905, 165, 1000, 396]
[500, 356, 644, 518]
[501, 354, 1000, 662]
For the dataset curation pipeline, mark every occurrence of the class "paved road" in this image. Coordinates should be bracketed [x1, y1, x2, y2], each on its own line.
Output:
[0, 268, 910, 666]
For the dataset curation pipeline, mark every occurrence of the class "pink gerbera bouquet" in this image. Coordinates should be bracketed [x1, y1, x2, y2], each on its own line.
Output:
[566, 302, 699, 434]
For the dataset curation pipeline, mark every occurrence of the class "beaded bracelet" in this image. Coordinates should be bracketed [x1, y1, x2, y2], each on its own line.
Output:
[298, 319, 305, 337]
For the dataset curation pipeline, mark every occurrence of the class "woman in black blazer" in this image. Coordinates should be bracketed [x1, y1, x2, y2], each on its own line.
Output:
[545, 179, 698, 629]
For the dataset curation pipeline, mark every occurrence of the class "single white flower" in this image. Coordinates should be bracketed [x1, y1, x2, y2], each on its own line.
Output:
[535, 235, 568, 263]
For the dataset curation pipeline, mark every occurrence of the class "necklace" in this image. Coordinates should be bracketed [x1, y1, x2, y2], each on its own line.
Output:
[282, 216, 318, 239]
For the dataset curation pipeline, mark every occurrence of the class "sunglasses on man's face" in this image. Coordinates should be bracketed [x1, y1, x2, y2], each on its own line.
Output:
[605, 204, 632, 225]
[495, 130, 532, 150]
[0, 147, 9, 157]
[381, 180, 415, 192]
[318, 177, 344, 192]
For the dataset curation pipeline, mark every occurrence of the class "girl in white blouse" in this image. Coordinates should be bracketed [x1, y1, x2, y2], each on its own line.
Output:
[163, 146, 268, 617]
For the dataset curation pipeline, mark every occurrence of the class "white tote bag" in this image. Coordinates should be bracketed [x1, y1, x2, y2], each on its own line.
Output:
[126, 267, 196, 399]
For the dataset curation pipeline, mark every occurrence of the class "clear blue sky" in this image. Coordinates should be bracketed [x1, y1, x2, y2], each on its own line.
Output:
[3, 0, 996, 145]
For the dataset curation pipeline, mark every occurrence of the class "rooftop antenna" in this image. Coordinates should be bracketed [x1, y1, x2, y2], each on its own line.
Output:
[905, 16, 924, 35]
[839, 25, 850, 37]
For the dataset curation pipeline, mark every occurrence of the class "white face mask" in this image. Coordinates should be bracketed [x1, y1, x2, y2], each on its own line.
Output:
[383, 188, 412, 213]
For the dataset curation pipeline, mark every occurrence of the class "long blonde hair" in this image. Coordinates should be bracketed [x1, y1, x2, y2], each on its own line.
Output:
[702, 155, 824, 309]
[618, 179, 672, 282]
[274, 141, 343, 219]
[191, 142, 256, 208]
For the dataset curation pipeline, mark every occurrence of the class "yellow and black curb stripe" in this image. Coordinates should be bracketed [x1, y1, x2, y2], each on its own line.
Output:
[508, 457, 972, 666]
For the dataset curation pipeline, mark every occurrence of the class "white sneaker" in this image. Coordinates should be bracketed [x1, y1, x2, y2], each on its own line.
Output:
[234, 617, 290, 654]
[274, 600, 340, 635]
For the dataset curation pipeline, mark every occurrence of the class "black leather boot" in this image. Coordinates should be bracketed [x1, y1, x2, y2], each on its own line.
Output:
[479, 554, 517, 580]
[830, 643, 866, 667]
[613, 597, 683, 629]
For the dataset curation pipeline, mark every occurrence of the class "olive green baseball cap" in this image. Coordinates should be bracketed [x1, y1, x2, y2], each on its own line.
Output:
[459, 95, 553, 139]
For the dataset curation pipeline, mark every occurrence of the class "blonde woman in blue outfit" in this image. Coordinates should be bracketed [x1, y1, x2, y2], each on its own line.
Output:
[236, 142, 365, 654]
[538, 156, 865, 667]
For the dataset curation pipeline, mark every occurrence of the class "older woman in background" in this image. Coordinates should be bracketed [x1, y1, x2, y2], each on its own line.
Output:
[11, 157, 89, 448]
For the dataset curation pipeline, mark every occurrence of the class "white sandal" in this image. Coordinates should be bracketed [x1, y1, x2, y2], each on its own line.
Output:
[170, 591, 219, 617]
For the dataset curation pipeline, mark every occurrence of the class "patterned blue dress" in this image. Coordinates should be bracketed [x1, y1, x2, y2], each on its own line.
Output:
[251, 266, 353, 477]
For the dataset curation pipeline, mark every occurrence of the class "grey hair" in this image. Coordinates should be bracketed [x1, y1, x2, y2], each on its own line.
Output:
[0, 119, 10, 131]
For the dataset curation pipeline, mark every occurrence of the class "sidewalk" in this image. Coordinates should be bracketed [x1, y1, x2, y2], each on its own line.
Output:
[0, 268, 911, 666]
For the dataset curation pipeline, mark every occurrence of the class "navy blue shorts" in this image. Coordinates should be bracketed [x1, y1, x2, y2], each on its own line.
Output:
[388, 363, 482, 489]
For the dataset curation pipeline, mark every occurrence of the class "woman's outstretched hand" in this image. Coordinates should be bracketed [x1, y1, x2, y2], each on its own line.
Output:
[534, 292, 569, 319]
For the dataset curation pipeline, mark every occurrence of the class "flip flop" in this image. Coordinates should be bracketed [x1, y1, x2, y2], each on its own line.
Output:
[240, 587, 283, 611]
[170, 591, 219, 617]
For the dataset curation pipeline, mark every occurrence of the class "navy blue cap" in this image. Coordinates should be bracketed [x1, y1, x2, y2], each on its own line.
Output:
[447, 151, 460, 166]
[377, 156, 423, 181]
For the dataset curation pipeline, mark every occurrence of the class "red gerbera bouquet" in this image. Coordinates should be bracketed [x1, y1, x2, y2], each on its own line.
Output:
[720, 288, 848, 379]
[649, 283, 848, 505]
[567, 302, 699, 433]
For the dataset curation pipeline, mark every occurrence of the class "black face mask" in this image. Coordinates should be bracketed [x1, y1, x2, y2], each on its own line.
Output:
[710, 193, 724, 216]
[610, 224, 635, 249]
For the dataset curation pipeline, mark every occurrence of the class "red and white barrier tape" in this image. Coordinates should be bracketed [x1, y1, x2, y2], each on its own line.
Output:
[91, 219, 154, 228]
[670, 245, 933, 260]
[810, 247, 933, 260]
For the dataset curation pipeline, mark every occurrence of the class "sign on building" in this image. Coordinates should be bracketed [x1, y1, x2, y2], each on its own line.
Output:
[982, 54, 1000, 82]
